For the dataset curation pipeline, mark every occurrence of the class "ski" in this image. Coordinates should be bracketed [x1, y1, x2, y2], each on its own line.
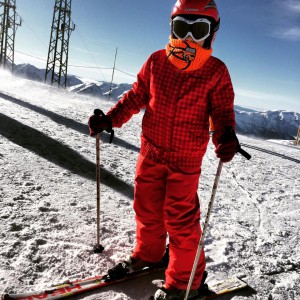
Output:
[149, 277, 248, 300]
[1, 272, 248, 300]
[1, 264, 167, 300]
[196, 277, 248, 299]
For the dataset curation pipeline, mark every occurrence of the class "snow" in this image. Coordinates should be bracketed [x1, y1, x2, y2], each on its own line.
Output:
[0, 69, 300, 299]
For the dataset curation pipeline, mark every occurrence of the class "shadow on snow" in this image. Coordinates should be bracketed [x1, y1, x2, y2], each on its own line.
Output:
[0, 112, 133, 199]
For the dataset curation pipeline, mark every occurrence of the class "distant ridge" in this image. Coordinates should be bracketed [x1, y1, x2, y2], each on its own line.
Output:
[11, 63, 300, 140]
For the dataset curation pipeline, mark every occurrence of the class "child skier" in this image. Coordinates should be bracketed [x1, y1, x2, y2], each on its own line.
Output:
[88, 0, 239, 299]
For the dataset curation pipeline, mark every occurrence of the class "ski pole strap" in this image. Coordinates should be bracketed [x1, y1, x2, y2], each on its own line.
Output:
[237, 146, 251, 160]
[109, 129, 115, 144]
[222, 126, 251, 160]
[230, 127, 251, 160]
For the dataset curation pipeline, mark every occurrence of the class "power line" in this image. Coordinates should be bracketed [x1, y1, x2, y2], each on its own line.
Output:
[68, 64, 112, 69]
[115, 68, 136, 78]
[12, 11, 136, 80]
[15, 50, 46, 61]
[75, 28, 108, 82]
[17, 15, 48, 50]
[14, 49, 136, 78]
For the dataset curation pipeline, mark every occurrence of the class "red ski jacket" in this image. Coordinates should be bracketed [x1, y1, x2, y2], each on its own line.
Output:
[107, 50, 235, 168]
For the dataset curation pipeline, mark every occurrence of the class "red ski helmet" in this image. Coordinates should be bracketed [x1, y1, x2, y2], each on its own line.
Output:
[171, 0, 220, 49]
[171, 0, 219, 22]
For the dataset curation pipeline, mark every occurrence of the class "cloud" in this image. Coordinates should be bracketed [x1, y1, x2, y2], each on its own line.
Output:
[235, 87, 300, 112]
[273, 27, 300, 41]
[286, 0, 300, 12]
[235, 88, 297, 103]
[271, 0, 300, 41]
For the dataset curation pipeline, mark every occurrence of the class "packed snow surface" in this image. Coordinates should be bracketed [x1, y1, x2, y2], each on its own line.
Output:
[0, 71, 299, 299]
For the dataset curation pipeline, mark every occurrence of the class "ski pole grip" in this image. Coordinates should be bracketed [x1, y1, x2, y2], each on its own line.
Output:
[238, 146, 251, 160]
[94, 109, 105, 117]
[93, 109, 114, 144]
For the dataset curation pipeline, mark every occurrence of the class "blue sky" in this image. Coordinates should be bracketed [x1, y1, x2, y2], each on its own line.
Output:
[13, 0, 300, 113]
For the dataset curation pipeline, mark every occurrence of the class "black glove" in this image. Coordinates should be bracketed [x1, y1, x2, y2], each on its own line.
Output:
[88, 109, 112, 137]
[214, 126, 239, 163]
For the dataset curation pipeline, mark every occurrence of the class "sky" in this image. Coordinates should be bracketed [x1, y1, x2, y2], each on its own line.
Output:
[8, 0, 300, 112]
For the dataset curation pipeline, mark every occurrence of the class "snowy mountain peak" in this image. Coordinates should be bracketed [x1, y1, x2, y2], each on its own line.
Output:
[9, 64, 300, 140]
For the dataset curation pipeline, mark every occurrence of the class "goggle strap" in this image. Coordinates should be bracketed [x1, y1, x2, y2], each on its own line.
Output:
[214, 19, 220, 32]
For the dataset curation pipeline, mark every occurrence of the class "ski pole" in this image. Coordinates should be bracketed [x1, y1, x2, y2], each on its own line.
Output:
[184, 145, 251, 299]
[184, 160, 223, 300]
[92, 109, 114, 253]
[93, 132, 104, 253]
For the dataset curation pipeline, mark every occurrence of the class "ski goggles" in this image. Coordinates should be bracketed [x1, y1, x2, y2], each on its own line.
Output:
[172, 16, 211, 42]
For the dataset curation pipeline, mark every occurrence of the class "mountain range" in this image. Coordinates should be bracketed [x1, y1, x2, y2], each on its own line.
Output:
[12, 63, 300, 140]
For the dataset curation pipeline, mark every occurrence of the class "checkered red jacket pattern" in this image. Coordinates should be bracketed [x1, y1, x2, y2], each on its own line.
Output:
[107, 50, 235, 168]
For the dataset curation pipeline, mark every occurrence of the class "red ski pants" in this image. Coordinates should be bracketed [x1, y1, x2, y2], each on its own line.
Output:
[132, 155, 206, 290]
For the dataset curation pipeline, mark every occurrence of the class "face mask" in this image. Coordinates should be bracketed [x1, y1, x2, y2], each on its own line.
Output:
[166, 37, 212, 71]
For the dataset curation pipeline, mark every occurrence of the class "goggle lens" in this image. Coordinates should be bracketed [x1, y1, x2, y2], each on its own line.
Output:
[172, 17, 211, 42]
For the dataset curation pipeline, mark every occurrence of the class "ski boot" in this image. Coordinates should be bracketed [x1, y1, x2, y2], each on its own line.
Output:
[108, 246, 169, 281]
[150, 271, 209, 300]
[151, 285, 198, 300]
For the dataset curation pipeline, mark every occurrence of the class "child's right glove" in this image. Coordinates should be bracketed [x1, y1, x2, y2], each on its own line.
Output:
[88, 109, 112, 137]
[214, 126, 239, 163]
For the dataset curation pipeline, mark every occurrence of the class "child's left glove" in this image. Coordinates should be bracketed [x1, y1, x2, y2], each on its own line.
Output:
[214, 126, 239, 163]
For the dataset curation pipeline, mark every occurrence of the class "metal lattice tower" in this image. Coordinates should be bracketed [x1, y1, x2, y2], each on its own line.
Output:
[45, 0, 75, 87]
[0, 0, 21, 72]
